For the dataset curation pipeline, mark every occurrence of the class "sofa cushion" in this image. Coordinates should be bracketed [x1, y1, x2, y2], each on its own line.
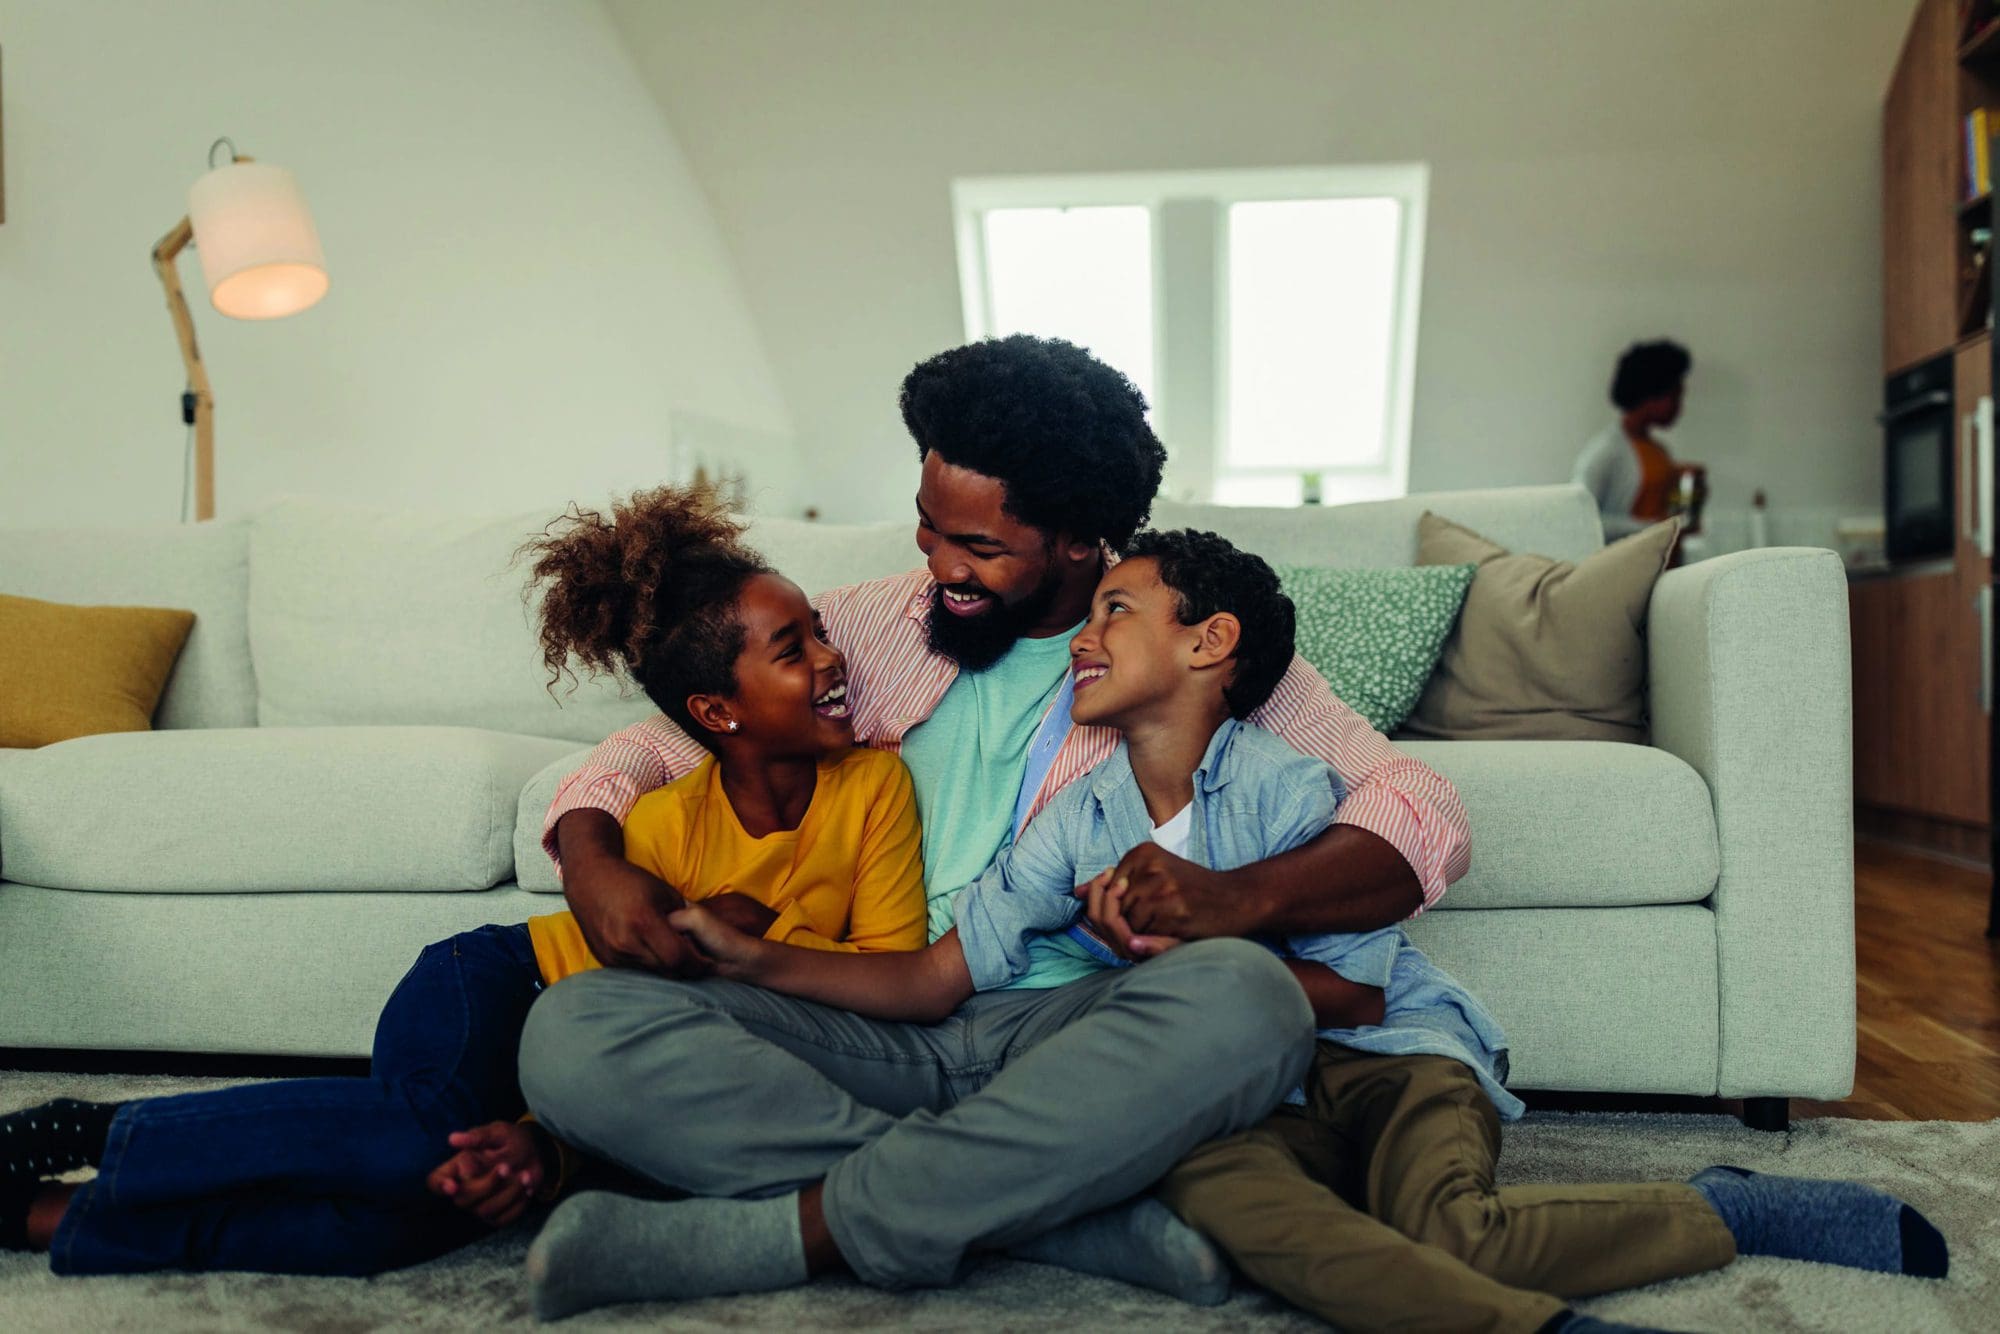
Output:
[249, 501, 658, 744]
[510, 739, 1716, 910]
[0, 595, 196, 747]
[0, 520, 255, 730]
[1399, 740, 1717, 909]
[249, 501, 927, 744]
[0, 727, 580, 893]
[1153, 484, 1603, 570]
[0, 881, 556, 1057]
[1406, 905, 1718, 1093]
[0, 749, 26, 883]
[1404, 514, 1678, 744]
[741, 515, 919, 597]
[1276, 564, 1477, 732]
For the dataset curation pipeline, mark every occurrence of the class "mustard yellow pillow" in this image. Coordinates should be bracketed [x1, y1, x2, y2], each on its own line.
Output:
[0, 594, 196, 747]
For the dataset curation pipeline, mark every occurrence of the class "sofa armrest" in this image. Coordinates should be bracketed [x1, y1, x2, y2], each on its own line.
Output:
[1647, 547, 1855, 1101]
[515, 747, 596, 893]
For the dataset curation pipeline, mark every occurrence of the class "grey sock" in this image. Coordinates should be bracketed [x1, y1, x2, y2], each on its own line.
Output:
[1691, 1165, 1948, 1278]
[526, 1190, 808, 1321]
[1006, 1198, 1231, 1306]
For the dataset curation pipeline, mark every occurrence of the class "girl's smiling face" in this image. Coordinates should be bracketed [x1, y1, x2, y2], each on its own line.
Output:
[694, 573, 852, 757]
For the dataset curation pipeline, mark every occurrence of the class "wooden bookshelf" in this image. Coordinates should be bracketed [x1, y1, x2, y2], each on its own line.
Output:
[1960, 34, 2000, 342]
[1870, 0, 1998, 865]
[1963, 18, 2000, 63]
[1886, 0, 1962, 371]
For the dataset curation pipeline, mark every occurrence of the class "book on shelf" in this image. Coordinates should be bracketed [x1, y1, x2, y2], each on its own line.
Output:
[1971, 111, 1981, 200]
[1968, 108, 2000, 200]
[1961, 230, 1993, 336]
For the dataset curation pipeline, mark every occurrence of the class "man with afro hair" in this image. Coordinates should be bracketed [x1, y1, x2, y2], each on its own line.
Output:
[525, 333, 1471, 1302]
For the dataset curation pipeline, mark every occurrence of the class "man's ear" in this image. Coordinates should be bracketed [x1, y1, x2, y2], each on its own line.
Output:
[1055, 532, 1100, 565]
[684, 693, 737, 739]
[1190, 613, 1242, 671]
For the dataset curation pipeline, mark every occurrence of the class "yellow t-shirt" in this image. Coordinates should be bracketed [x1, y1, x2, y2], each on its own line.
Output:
[528, 746, 927, 984]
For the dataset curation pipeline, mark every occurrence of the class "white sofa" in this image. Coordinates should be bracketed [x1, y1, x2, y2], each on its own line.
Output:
[0, 485, 1855, 1121]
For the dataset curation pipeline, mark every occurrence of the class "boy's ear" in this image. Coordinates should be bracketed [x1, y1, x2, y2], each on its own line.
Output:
[684, 693, 737, 739]
[1190, 612, 1242, 670]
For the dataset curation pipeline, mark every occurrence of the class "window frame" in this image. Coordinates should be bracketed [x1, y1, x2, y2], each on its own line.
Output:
[951, 164, 1429, 505]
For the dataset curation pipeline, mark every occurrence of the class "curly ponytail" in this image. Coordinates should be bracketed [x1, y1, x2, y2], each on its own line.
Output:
[520, 484, 771, 743]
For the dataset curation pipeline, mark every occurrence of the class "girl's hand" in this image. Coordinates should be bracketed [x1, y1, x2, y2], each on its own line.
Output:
[425, 1121, 555, 1227]
[669, 903, 770, 978]
[701, 892, 781, 939]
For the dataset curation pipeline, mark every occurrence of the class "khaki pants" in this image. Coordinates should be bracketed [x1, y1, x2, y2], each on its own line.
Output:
[1157, 1044, 1737, 1334]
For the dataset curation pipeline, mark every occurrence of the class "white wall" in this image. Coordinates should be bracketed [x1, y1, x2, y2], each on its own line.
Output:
[607, 0, 1911, 537]
[0, 0, 795, 528]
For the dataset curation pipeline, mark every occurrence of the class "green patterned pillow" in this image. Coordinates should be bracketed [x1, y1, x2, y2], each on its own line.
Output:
[1274, 564, 1479, 732]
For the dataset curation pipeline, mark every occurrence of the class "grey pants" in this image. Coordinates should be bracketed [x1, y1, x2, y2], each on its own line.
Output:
[517, 937, 1313, 1287]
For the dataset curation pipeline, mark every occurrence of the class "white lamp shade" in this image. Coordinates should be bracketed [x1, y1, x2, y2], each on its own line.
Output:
[187, 161, 328, 320]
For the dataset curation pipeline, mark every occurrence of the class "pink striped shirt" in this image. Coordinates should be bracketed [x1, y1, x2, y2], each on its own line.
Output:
[543, 566, 1469, 910]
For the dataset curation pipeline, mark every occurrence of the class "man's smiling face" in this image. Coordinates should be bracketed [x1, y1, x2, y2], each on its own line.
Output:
[914, 452, 1068, 671]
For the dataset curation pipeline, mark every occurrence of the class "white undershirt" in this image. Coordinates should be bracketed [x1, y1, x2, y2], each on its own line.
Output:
[1150, 802, 1193, 857]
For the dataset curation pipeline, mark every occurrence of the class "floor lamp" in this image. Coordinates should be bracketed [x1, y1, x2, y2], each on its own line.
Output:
[152, 138, 328, 522]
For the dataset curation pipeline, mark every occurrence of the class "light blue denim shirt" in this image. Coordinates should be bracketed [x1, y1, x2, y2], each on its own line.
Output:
[953, 717, 1523, 1120]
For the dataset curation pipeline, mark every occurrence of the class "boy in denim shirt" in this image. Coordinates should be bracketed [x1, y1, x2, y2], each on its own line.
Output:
[668, 529, 1946, 1332]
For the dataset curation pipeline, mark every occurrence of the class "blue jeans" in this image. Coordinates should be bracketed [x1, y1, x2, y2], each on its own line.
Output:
[52, 923, 543, 1276]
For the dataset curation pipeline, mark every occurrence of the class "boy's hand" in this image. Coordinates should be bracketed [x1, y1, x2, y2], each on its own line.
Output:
[1076, 863, 1187, 959]
[425, 1121, 555, 1228]
[669, 902, 772, 979]
[1095, 844, 1242, 951]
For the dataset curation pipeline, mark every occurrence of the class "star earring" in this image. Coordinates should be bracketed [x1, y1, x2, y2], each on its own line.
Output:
[726, 721, 739, 732]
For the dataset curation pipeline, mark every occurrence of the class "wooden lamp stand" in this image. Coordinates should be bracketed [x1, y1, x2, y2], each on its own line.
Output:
[152, 213, 217, 522]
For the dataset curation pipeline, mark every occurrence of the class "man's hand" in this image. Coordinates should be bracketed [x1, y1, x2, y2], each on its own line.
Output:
[1092, 844, 1247, 953]
[700, 892, 781, 940]
[555, 810, 709, 978]
[1075, 827, 1428, 956]
[1075, 867, 1183, 960]
[1284, 961, 1387, 1029]
[425, 1121, 556, 1228]
[668, 902, 773, 981]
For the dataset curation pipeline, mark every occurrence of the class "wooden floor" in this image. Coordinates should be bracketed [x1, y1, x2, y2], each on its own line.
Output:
[1794, 841, 2000, 1122]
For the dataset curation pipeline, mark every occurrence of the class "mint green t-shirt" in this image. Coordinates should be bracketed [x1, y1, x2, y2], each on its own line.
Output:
[897, 625, 1104, 991]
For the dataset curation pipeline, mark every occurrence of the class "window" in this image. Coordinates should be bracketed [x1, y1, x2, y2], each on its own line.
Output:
[952, 166, 1428, 506]
[977, 206, 1156, 409]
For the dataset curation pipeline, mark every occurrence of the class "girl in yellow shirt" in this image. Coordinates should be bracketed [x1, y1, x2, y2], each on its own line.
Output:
[2, 486, 924, 1277]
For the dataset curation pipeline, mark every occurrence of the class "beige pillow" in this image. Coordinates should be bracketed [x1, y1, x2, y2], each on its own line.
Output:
[1400, 513, 1679, 743]
[0, 593, 196, 748]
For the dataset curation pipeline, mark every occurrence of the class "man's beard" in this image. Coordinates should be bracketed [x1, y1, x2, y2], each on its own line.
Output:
[925, 567, 1065, 673]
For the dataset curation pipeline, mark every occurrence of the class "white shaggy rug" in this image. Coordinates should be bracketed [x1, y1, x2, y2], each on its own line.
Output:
[1, 1070, 1994, 1333]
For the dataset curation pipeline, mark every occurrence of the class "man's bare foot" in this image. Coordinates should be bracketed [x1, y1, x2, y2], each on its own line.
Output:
[797, 1181, 845, 1276]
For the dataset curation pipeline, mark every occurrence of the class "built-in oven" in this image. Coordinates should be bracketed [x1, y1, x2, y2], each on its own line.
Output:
[1882, 353, 1956, 564]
